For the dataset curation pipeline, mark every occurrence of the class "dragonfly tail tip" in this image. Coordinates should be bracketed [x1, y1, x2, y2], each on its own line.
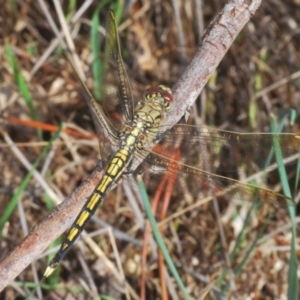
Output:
[43, 261, 59, 277]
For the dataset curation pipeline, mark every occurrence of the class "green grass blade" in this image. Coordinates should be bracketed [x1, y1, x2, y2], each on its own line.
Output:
[294, 154, 300, 197]
[0, 125, 63, 235]
[111, 0, 124, 25]
[217, 199, 258, 289]
[222, 209, 273, 292]
[229, 200, 257, 261]
[270, 116, 298, 300]
[289, 109, 297, 125]
[66, 0, 77, 22]
[91, 2, 107, 100]
[90, 2, 123, 101]
[100, 295, 118, 300]
[5, 43, 42, 140]
[233, 213, 270, 276]
[137, 176, 191, 300]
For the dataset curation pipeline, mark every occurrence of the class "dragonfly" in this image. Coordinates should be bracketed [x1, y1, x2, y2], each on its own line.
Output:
[44, 10, 300, 277]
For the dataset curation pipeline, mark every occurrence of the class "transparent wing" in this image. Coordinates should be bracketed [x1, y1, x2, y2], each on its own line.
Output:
[64, 51, 119, 168]
[86, 94, 119, 166]
[67, 11, 135, 166]
[134, 125, 300, 205]
[143, 152, 289, 206]
[161, 125, 300, 176]
[101, 10, 134, 129]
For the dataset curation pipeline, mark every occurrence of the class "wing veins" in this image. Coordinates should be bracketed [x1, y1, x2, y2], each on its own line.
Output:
[134, 148, 293, 206]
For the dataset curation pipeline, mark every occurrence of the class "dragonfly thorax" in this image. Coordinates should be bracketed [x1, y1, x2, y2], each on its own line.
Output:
[118, 86, 173, 154]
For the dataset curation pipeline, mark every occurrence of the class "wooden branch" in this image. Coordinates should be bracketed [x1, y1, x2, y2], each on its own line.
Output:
[0, 0, 262, 291]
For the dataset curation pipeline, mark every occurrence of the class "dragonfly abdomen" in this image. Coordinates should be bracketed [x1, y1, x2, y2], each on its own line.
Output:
[44, 147, 134, 276]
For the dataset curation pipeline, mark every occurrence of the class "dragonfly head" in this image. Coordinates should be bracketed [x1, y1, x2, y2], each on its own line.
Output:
[143, 85, 173, 115]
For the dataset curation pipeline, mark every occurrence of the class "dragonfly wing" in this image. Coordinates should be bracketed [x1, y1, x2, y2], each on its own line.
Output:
[142, 150, 292, 206]
[86, 97, 120, 165]
[102, 11, 134, 129]
[134, 124, 300, 206]
[64, 52, 119, 166]
[159, 124, 300, 178]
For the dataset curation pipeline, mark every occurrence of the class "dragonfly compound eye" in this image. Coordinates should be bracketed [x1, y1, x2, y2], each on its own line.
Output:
[154, 86, 173, 103]
[158, 84, 172, 93]
[144, 87, 163, 100]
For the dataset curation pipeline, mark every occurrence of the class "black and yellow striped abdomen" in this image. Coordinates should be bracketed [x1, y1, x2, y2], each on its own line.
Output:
[45, 147, 132, 273]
